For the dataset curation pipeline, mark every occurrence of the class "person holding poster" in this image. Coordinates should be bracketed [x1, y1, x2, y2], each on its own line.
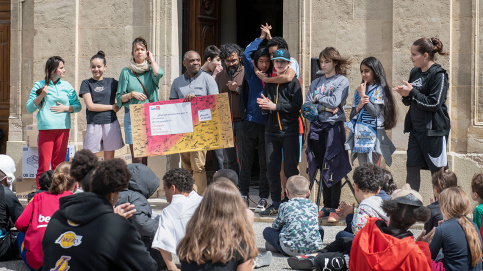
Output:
[170, 51, 219, 195]
[116, 37, 164, 166]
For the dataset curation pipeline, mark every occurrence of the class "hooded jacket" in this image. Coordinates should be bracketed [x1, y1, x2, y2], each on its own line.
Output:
[349, 218, 431, 271]
[402, 64, 450, 136]
[41, 192, 156, 271]
[262, 77, 303, 136]
[117, 163, 160, 249]
[15, 191, 72, 269]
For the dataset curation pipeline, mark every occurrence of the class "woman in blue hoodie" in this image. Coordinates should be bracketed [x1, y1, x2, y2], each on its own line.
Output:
[26, 56, 81, 189]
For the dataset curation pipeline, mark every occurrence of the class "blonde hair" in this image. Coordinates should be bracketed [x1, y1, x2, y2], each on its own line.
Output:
[177, 179, 258, 265]
[319, 47, 352, 75]
[439, 187, 483, 267]
[286, 176, 309, 197]
[50, 162, 76, 195]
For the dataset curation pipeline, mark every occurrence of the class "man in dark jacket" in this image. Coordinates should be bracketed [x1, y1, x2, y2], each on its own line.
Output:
[116, 163, 164, 269]
[0, 155, 23, 261]
[215, 43, 245, 176]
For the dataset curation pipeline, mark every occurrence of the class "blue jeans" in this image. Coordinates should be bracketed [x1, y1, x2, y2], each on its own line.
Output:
[263, 227, 325, 256]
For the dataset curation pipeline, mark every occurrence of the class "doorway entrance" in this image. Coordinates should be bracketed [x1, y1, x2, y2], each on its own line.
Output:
[0, 0, 10, 154]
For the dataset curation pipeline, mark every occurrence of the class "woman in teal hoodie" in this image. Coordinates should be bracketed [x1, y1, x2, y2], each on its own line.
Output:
[26, 56, 81, 188]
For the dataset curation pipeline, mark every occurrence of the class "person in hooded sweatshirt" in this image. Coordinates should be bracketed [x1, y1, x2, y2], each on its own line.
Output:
[41, 158, 156, 271]
[348, 183, 433, 271]
[116, 163, 164, 269]
[393, 37, 450, 192]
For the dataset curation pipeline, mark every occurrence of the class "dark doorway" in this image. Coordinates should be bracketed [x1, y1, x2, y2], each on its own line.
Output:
[236, 0, 283, 49]
[0, 0, 10, 154]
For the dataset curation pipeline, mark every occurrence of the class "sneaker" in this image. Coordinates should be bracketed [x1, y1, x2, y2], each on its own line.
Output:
[255, 198, 268, 213]
[242, 196, 249, 208]
[264, 241, 279, 253]
[318, 207, 330, 218]
[259, 205, 279, 217]
[287, 253, 319, 270]
[328, 211, 340, 223]
[254, 251, 273, 268]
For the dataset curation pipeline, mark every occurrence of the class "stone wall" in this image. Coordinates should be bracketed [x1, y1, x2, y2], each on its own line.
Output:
[287, 0, 483, 204]
[7, 0, 483, 203]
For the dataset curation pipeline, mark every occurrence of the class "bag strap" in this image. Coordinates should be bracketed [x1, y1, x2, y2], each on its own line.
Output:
[133, 72, 151, 103]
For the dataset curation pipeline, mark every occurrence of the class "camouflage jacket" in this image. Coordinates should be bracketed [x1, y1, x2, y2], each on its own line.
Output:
[272, 197, 323, 253]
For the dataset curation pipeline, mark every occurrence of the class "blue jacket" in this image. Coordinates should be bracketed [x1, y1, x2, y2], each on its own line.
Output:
[306, 121, 352, 187]
[242, 37, 266, 125]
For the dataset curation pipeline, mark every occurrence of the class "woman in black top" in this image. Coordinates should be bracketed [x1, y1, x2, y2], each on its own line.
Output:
[393, 37, 450, 191]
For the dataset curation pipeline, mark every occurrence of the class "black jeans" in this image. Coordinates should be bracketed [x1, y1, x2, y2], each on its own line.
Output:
[265, 133, 300, 204]
[239, 121, 269, 198]
[310, 130, 341, 209]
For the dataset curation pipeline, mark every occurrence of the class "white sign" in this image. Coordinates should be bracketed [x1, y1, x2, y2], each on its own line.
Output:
[198, 109, 212, 122]
[22, 146, 39, 179]
[149, 103, 193, 136]
[22, 145, 76, 179]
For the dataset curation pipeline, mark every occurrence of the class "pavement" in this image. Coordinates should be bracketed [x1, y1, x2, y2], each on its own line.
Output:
[0, 187, 424, 271]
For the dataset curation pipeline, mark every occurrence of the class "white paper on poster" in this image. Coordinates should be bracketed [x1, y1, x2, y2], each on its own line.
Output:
[198, 109, 212, 122]
[149, 103, 193, 136]
[22, 145, 39, 179]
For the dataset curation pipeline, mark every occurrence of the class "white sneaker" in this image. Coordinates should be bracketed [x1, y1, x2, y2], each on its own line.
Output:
[254, 198, 268, 213]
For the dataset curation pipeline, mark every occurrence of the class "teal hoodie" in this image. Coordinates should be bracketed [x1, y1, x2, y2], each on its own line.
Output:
[26, 79, 81, 130]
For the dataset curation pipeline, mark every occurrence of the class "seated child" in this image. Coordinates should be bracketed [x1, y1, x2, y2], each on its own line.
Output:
[116, 163, 163, 269]
[263, 176, 323, 256]
[337, 164, 388, 238]
[424, 167, 457, 233]
[177, 179, 258, 270]
[27, 170, 53, 202]
[151, 168, 202, 271]
[15, 162, 77, 270]
[431, 187, 482, 271]
[287, 164, 387, 270]
[471, 173, 483, 229]
[349, 183, 433, 271]
[0, 155, 23, 261]
[377, 168, 396, 200]
[69, 149, 99, 192]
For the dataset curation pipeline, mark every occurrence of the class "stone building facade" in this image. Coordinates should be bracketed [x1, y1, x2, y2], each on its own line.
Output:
[6, 0, 483, 201]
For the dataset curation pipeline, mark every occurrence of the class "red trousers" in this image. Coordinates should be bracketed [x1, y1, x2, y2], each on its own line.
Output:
[36, 129, 69, 188]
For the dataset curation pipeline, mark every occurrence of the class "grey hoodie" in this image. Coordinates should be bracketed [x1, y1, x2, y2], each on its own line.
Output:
[305, 74, 350, 124]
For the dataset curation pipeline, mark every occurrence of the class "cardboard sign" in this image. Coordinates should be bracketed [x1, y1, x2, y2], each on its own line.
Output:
[130, 93, 234, 157]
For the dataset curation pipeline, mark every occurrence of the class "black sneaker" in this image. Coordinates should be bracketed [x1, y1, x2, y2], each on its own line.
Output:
[259, 204, 279, 216]
[254, 198, 268, 213]
[242, 196, 249, 208]
[287, 253, 319, 270]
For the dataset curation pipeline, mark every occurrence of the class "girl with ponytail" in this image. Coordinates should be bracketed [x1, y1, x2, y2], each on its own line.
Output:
[26, 56, 81, 189]
[15, 162, 77, 270]
[393, 37, 451, 192]
[79, 51, 124, 160]
[432, 187, 483, 270]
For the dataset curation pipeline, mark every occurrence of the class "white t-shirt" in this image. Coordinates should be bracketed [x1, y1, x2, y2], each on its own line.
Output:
[151, 191, 203, 254]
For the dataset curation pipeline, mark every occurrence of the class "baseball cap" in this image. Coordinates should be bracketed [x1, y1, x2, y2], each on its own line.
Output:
[0, 155, 16, 185]
[390, 183, 424, 206]
[271, 49, 291, 61]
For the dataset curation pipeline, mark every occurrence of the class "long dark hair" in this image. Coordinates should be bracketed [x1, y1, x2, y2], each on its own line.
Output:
[36, 56, 64, 108]
[360, 57, 397, 130]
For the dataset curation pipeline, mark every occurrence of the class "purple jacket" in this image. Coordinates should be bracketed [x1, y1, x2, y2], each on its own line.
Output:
[306, 121, 352, 187]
